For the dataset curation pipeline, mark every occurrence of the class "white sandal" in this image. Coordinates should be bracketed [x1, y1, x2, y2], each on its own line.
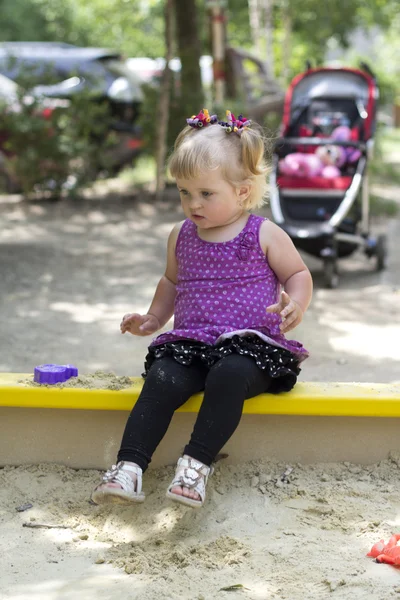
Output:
[166, 456, 213, 508]
[91, 461, 145, 505]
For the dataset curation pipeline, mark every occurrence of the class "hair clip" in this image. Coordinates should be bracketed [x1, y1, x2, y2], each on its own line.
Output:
[219, 110, 251, 135]
[187, 108, 218, 129]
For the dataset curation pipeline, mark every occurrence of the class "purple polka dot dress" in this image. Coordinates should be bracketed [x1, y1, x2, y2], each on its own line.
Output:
[145, 214, 309, 392]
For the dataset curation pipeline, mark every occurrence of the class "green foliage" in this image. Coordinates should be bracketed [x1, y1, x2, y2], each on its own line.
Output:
[0, 0, 165, 58]
[224, 0, 400, 92]
[2, 0, 400, 69]
[0, 67, 112, 196]
[370, 126, 400, 182]
[289, 0, 360, 50]
[69, 0, 165, 57]
[370, 194, 399, 217]
[367, 126, 400, 217]
[0, 0, 89, 44]
[2, 0, 400, 187]
[368, 18, 400, 103]
[2, 0, 398, 92]
[120, 154, 156, 186]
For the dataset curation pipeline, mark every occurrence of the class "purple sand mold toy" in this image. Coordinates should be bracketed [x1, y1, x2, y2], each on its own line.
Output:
[34, 364, 78, 385]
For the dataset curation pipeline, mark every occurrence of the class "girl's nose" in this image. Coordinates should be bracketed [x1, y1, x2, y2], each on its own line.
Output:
[189, 196, 202, 209]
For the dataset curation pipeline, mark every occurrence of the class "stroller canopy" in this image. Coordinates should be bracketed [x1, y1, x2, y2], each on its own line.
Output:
[282, 68, 378, 141]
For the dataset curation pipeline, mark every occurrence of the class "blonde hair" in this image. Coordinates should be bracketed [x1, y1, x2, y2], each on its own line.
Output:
[168, 121, 269, 209]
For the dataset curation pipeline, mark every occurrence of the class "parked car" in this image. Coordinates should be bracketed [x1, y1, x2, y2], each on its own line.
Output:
[125, 57, 164, 84]
[127, 55, 213, 87]
[0, 42, 144, 178]
[0, 71, 18, 104]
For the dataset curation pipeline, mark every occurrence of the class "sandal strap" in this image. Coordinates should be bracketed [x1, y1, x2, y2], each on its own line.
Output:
[102, 461, 143, 495]
[169, 457, 213, 503]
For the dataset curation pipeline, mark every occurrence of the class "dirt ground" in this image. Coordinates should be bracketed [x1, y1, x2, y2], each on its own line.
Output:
[0, 180, 400, 600]
[0, 180, 399, 383]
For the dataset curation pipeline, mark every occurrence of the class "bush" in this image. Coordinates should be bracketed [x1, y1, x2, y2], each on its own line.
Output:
[0, 67, 112, 196]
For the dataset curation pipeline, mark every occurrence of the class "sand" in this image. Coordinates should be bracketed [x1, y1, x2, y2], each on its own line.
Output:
[2, 457, 400, 600]
[18, 371, 133, 391]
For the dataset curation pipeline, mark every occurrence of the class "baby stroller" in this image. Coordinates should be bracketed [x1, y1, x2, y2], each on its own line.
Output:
[270, 64, 387, 288]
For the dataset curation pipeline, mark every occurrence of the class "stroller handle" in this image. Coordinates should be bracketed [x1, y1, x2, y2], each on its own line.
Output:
[274, 137, 366, 150]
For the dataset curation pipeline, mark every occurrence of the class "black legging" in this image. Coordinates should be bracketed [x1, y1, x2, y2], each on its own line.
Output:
[117, 354, 272, 471]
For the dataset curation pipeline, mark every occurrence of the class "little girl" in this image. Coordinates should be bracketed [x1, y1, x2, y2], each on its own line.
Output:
[92, 109, 313, 509]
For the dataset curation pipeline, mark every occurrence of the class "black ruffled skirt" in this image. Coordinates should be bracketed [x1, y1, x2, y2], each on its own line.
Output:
[143, 334, 301, 394]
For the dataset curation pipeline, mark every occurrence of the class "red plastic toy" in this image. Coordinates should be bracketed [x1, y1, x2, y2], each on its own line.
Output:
[367, 534, 400, 565]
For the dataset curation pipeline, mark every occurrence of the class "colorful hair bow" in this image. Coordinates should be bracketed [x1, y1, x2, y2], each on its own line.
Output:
[187, 108, 218, 129]
[219, 110, 251, 135]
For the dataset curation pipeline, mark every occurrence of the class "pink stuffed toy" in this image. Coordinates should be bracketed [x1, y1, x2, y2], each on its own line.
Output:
[279, 125, 361, 178]
[279, 152, 340, 179]
[279, 153, 324, 177]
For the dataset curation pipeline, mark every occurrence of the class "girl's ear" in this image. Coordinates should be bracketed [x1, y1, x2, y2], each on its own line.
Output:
[237, 184, 251, 204]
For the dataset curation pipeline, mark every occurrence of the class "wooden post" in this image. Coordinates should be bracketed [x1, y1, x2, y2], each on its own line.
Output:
[206, 0, 227, 106]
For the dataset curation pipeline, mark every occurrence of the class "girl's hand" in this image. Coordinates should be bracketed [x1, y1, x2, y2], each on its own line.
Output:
[266, 290, 303, 333]
[120, 313, 161, 336]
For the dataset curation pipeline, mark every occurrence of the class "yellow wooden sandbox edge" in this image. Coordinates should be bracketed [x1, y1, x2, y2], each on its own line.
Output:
[0, 374, 400, 417]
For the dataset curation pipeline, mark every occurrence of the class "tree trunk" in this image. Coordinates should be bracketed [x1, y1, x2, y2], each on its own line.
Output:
[174, 0, 204, 117]
[209, 5, 226, 105]
[281, 0, 292, 83]
[155, 0, 174, 201]
[261, 0, 274, 77]
[248, 0, 261, 55]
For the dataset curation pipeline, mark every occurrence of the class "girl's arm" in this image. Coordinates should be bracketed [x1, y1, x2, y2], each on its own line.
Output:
[260, 220, 313, 332]
[121, 223, 181, 336]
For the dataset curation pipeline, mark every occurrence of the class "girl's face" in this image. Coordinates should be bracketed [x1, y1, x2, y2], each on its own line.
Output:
[176, 168, 248, 230]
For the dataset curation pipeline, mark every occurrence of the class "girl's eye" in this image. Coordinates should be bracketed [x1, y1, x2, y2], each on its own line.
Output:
[179, 189, 189, 196]
[202, 191, 212, 198]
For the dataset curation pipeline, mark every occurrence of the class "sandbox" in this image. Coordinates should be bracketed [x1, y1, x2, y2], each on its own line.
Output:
[1, 374, 400, 469]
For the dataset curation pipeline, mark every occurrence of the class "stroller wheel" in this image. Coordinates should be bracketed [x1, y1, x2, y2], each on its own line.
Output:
[323, 259, 339, 289]
[375, 234, 388, 271]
